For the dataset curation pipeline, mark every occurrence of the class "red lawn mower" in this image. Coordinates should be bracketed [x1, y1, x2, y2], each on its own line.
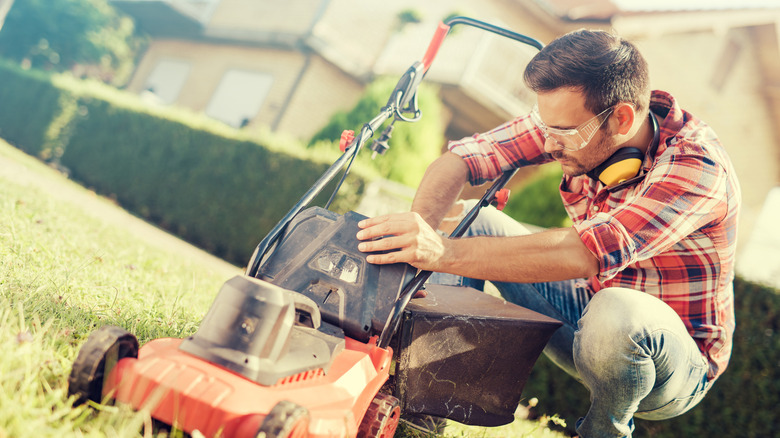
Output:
[68, 17, 561, 438]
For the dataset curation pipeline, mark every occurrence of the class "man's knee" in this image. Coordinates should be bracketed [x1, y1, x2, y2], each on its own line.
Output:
[578, 288, 648, 335]
[578, 287, 681, 333]
[573, 288, 674, 372]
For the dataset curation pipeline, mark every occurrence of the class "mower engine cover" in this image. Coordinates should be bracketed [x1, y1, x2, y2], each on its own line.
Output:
[179, 275, 345, 386]
[256, 207, 416, 342]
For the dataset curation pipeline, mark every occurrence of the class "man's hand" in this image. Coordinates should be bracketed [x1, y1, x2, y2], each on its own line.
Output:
[356, 212, 447, 270]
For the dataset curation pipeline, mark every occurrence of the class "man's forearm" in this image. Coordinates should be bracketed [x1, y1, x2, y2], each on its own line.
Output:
[438, 227, 600, 283]
[410, 152, 470, 228]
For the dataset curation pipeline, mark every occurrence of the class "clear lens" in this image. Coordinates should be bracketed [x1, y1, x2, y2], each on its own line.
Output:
[530, 105, 614, 151]
[548, 131, 587, 151]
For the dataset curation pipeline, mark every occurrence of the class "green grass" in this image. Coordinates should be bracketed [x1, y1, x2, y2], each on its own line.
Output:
[422, 412, 568, 438]
[1, 140, 237, 437]
[0, 139, 566, 437]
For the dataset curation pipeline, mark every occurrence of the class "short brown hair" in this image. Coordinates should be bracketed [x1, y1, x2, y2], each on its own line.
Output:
[524, 29, 650, 116]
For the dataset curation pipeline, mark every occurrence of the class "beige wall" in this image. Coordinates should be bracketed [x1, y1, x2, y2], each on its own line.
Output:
[275, 56, 363, 139]
[129, 40, 294, 128]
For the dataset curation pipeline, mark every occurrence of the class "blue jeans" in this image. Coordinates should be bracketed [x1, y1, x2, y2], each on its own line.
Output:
[429, 200, 713, 438]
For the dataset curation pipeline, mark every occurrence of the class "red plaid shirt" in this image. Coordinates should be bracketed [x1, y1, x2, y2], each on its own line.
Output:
[448, 90, 740, 380]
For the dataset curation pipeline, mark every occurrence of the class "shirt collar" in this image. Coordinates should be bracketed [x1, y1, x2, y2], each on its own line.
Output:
[649, 90, 685, 163]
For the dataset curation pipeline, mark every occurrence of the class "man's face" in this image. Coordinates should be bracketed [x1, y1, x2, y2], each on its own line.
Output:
[535, 89, 616, 177]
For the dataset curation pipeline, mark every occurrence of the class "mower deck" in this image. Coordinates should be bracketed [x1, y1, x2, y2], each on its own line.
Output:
[105, 336, 392, 438]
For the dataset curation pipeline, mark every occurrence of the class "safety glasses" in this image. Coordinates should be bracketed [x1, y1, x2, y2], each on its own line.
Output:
[530, 104, 615, 151]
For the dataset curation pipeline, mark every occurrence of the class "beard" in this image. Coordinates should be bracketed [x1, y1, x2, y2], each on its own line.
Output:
[553, 130, 617, 177]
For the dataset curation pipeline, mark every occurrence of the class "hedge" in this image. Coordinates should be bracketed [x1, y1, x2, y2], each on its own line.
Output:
[0, 60, 375, 265]
[0, 60, 76, 158]
[522, 276, 780, 437]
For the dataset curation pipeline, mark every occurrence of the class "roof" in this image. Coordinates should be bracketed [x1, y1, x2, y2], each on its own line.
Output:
[112, 1, 204, 38]
[613, 0, 780, 12]
[534, 0, 780, 21]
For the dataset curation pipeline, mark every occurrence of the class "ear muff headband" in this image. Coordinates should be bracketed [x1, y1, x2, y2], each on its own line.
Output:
[587, 110, 660, 188]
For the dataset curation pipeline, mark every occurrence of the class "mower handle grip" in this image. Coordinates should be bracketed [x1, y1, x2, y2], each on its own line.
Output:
[421, 22, 450, 73]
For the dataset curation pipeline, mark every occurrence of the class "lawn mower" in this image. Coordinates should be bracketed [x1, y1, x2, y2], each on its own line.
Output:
[68, 17, 562, 438]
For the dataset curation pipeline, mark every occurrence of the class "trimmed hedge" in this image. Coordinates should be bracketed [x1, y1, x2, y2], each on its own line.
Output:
[0, 60, 373, 265]
[522, 276, 780, 437]
[0, 61, 76, 158]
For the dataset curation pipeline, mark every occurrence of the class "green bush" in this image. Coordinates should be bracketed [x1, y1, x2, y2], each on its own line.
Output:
[503, 164, 570, 228]
[397, 9, 423, 26]
[0, 0, 144, 86]
[63, 96, 368, 263]
[0, 62, 373, 265]
[522, 276, 780, 437]
[309, 76, 445, 188]
[0, 60, 76, 157]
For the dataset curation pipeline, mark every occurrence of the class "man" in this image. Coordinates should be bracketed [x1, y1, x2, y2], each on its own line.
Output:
[356, 29, 740, 437]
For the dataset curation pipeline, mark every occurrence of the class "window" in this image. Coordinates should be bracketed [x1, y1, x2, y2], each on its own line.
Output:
[143, 59, 191, 104]
[205, 70, 274, 128]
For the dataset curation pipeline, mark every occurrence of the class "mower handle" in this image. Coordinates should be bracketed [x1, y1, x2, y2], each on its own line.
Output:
[374, 17, 543, 349]
[245, 106, 394, 278]
[247, 17, 543, 297]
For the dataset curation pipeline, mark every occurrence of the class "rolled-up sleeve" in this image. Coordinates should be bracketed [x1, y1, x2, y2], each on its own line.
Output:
[448, 115, 552, 186]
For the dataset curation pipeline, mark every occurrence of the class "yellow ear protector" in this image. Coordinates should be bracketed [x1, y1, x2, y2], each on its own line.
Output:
[587, 110, 660, 189]
[587, 147, 644, 186]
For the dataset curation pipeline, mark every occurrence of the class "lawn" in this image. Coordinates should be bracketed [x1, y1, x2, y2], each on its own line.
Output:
[0, 139, 566, 437]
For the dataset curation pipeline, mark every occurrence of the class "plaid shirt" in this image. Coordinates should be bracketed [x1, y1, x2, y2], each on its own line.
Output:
[448, 90, 740, 380]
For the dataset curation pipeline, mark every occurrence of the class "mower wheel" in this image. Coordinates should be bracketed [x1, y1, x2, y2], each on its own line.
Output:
[67, 325, 139, 405]
[357, 392, 401, 438]
[257, 400, 310, 438]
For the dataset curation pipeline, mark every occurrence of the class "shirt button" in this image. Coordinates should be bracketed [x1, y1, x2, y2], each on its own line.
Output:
[591, 205, 599, 212]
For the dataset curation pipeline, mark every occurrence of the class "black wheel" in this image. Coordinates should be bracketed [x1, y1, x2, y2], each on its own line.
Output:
[67, 325, 139, 405]
[257, 400, 310, 438]
[357, 393, 401, 438]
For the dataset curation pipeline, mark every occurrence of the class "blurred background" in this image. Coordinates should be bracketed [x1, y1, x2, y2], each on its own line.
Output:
[3, 0, 778, 286]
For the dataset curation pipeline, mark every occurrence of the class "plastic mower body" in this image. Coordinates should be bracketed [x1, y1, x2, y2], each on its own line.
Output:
[70, 210, 412, 438]
[69, 17, 562, 438]
[72, 277, 397, 438]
